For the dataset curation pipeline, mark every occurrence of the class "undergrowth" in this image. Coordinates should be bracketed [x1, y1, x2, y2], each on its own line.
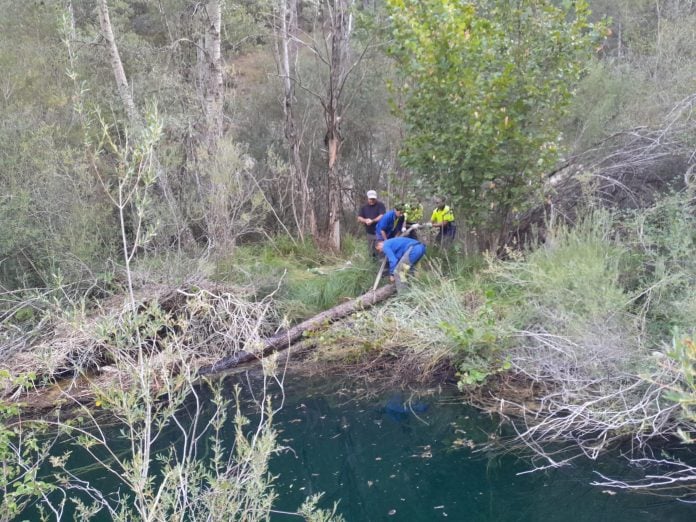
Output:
[306, 192, 696, 471]
[215, 235, 375, 323]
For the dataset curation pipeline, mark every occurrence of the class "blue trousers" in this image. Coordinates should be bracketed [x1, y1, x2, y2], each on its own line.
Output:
[406, 243, 426, 269]
[399, 243, 425, 273]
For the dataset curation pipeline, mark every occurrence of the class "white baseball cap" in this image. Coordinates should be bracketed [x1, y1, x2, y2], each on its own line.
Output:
[366, 190, 378, 199]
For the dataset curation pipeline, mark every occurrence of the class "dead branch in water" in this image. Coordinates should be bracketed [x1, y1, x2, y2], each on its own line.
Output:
[199, 284, 396, 375]
[1, 278, 396, 409]
[0, 279, 278, 404]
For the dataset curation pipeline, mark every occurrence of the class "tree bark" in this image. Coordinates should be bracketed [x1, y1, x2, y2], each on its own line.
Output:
[274, 0, 312, 240]
[203, 0, 224, 148]
[273, 0, 365, 249]
[199, 283, 396, 375]
[322, 0, 353, 252]
[97, 0, 140, 127]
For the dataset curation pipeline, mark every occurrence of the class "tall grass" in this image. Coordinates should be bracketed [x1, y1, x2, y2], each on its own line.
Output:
[302, 257, 511, 387]
[625, 191, 696, 338]
[477, 198, 696, 470]
[215, 235, 376, 323]
[488, 211, 646, 384]
[499, 211, 627, 319]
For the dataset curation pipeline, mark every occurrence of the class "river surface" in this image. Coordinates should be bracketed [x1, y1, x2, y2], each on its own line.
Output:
[265, 375, 695, 522]
[22, 372, 696, 521]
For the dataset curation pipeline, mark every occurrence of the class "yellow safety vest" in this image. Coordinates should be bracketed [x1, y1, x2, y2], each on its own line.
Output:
[431, 206, 454, 224]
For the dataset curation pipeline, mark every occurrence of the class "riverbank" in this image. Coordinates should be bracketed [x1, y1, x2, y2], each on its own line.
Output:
[304, 197, 696, 472]
[2, 193, 696, 500]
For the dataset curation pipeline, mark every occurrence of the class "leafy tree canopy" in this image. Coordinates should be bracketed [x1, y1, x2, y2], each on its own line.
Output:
[387, 0, 605, 241]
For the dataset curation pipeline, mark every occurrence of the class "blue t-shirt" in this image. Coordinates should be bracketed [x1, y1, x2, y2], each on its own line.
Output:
[382, 237, 422, 274]
[375, 210, 404, 240]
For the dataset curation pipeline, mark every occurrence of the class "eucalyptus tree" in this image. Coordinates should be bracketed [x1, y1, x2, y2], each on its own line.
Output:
[87, 0, 265, 250]
[271, 0, 383, 250]
[96, 0, 140, 126]
[271, 0, 315, 240]
[280, 0, 358, 250]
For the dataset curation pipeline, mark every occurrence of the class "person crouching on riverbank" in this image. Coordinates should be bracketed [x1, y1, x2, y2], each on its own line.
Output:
[375, 237, 426, 285]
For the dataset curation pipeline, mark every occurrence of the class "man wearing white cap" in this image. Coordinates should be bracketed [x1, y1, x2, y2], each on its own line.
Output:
[357, 190, 386, 258]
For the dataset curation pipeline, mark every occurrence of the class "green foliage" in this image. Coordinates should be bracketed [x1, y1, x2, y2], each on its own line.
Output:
[215, 235, 375, 323]
[284, 265, 373, 320]
[386, 0, 603, 239]
[0, 372, 55, 522]
[0, 120, 116, 289]
[482, 210, 649, 384]
[438, 292, 509, 387]
[422, 249, 487, 280]
[569, 0, 696, 146]
[563, 59, 634, 150]
[665, 334, 696, 437]
[622, 191, 696, 338]
[368, 275, 512, 388]
[299, 493, 346, 522]
[496, 211, 628, 323]
[0, 3, 117, 289]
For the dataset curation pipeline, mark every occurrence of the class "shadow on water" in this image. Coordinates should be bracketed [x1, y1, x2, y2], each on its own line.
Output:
[22, 371, 696, 521]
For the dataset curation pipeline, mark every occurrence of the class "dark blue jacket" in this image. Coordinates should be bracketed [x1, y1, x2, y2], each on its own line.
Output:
[382, 237, 423, 275]
[375, 210, 404, 240]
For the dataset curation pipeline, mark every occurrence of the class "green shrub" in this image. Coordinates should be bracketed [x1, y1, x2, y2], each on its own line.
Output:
[358, 274, 512, 388]
[623, 191, 696, 338]
[495, 211, 629, 327]
[491, 211, 651, 387]
[665, 333, 696, 428]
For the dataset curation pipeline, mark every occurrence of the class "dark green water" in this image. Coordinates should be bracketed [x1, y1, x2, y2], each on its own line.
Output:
[22, 373, 696, 521]
[266, 377, 695, 522]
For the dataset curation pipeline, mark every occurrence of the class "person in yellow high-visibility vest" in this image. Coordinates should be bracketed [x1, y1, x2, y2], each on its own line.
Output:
[403, 200, 424, 239]
[430, 196, 456, 246]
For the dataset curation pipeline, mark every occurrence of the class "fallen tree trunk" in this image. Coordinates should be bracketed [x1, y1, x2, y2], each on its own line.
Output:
[199, 284, 396, 375]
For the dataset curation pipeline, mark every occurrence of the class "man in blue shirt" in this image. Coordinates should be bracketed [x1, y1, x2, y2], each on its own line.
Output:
[375, 237, 426, 284]
[375, 204, 406, 241]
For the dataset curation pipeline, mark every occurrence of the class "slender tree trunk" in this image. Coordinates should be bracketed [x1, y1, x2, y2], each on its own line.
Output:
[204, 0, 226, 247]
[275, 0, 310, 240]
[204, 0, 224, 148]
[322, 0, 353, 251]
[189, 0, 229, 249]
[326, 108, 342, 250]
[97, 0, 140, 126]
[97, 0, 194, 249]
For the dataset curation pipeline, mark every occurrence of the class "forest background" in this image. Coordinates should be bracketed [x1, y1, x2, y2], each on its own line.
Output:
[1, 0, 696, 518]
[1, 0, 693, 287]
